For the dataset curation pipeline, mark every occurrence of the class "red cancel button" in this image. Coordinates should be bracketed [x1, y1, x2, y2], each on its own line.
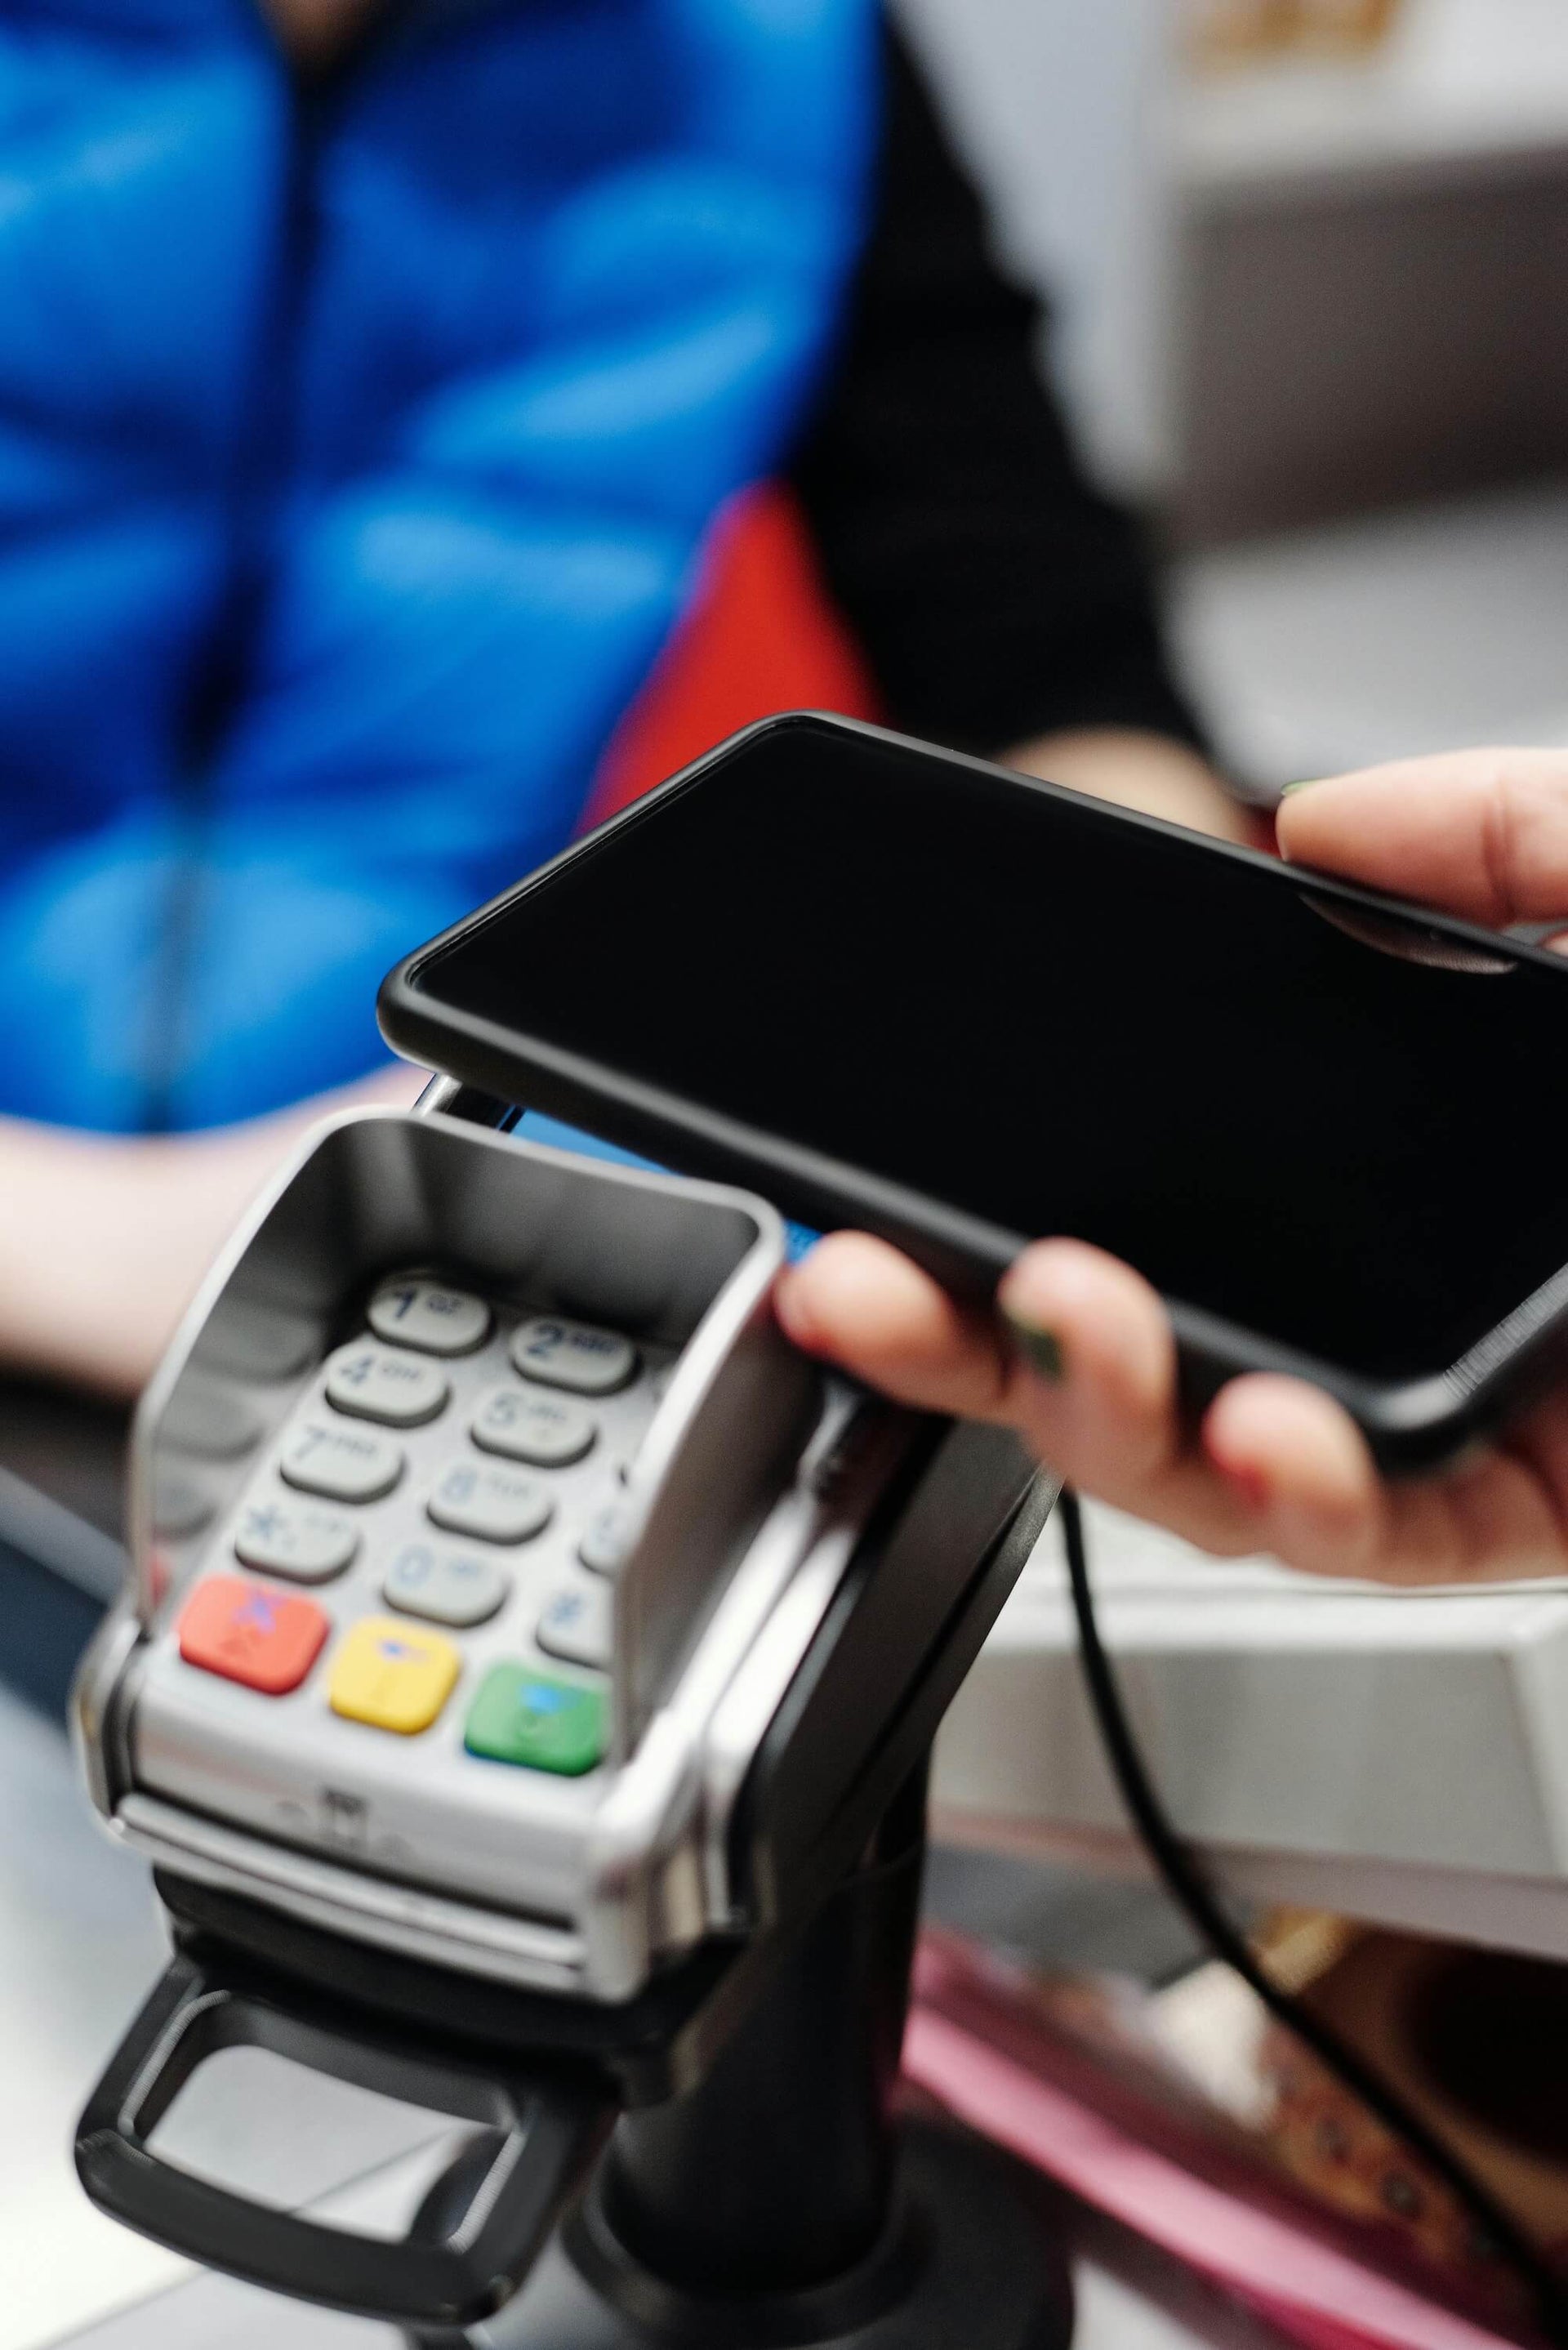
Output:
[179, 1575, 329, 1696]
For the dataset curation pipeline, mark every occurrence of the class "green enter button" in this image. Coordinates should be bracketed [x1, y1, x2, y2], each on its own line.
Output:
[464, 1664, 606, 1776]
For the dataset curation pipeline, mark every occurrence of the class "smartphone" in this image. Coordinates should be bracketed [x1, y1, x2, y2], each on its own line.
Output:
[381, 713, 1568, 1470]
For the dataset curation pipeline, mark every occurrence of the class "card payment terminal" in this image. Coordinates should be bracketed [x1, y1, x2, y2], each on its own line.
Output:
[72, 1083, 1068, 2347]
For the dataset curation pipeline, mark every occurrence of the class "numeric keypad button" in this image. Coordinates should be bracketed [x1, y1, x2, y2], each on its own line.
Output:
[428, 1460, 554, 1545]
[384, 1541, 509, 1628]
[281, 1419, 403, 1503]
[470, 1387, 596, 1467]
[579, 1501, 634, 1576]
[326, 1340, 450, 1428]
[235, 1498, 359, 1584]
[369, 1276, 491, 1357]
[510, 1317, 637, 1396]
[537, 1582, 612, 1670]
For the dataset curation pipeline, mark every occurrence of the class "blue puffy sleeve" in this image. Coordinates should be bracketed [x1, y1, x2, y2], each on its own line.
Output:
[0, 0, 875, 1129]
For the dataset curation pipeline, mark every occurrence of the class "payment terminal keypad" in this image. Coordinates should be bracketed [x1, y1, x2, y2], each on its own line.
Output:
[163, 1273, 673, 1790]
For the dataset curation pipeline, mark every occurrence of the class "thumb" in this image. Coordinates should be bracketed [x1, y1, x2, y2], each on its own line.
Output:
[1277, 748, 1568, 929]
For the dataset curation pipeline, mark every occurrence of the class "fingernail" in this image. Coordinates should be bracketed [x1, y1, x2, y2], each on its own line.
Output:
[1279, 779, 1322, 798]
[1004, 1309, 1065, 1383]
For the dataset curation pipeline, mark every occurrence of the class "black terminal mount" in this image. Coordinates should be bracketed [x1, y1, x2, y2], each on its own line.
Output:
[136, 1762, 1073, 2350]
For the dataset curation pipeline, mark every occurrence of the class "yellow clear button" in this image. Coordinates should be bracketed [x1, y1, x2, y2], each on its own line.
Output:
[330, 1616, 461, 1735]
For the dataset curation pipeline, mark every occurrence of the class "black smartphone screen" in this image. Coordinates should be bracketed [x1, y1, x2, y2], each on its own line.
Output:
[397, 719, 1568, 1387]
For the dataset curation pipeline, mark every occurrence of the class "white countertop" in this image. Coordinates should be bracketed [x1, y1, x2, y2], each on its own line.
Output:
[0, 1687, 186, 2346]
[0, 1679, 1290, 2350]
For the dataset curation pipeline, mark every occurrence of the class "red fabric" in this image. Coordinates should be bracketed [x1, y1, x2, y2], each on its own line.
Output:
[582, 481, 881, 827]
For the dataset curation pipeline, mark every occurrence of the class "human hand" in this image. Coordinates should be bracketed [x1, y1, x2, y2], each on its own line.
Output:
[0, 1064, 424, 1398]
[776, 750, 1568, 1585]
[1003, 726, 1261, 846]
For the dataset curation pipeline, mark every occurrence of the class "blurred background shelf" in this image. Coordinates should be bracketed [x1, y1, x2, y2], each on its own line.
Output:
[1173, 0, 1568, 540]
[1172, 478, 1568, 785]
[900, 0, 1568, 541]
[1179, 0, 1568, 199]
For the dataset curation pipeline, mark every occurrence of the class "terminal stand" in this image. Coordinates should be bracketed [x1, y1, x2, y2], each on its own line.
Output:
[410, 1763, 1073, 2350]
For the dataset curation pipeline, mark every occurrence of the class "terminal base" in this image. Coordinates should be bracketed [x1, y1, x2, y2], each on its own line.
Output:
[464, 2117, 1073, 2350]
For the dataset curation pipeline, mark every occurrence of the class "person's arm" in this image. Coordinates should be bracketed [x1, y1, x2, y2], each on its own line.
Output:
[788, 25, 1251, 845]
[1000, 726, 1260, 842]
[0, 1064, 425, 1398]
[777, 748, 1568, 1587]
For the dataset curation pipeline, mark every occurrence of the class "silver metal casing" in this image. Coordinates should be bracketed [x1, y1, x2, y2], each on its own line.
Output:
[75, 1108, 923, 2004]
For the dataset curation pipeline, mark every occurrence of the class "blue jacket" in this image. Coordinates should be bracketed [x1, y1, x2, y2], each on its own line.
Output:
[0, 0, 874, 1128]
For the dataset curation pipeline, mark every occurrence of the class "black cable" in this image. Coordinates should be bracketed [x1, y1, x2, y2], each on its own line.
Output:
[1058, 1485, 1568, 2346]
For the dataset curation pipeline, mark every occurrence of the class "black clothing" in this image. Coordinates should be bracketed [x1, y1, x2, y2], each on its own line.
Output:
[792, 31, 1204, 760]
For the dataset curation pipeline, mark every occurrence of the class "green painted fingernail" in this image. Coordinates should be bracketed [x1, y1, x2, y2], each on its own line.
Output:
[1006, 1313, 1065, 1382]
[1279, 778, 1321, 797]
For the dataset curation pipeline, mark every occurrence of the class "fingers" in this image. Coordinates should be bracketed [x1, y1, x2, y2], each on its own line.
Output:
[777, 1233, 1183, 1483]
[780, 1236, 1346, 1558]
[781, 1233, 1231, 1534]
[1200, 1374, 1385, 1576]
[780, 1232, 1568, 1586]
[775, 1233, 1012, 1420]
[1508, 1387, 1568, 1518]
[1276, 748, 1568, 928]
[1422, 1450, 1567, 1583]
[1199, 1378, 1568, 1582]
[996, 1239, 1181, 1492]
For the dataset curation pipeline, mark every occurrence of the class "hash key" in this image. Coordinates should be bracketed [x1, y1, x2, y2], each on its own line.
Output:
[537, 1581, 612, 1670]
